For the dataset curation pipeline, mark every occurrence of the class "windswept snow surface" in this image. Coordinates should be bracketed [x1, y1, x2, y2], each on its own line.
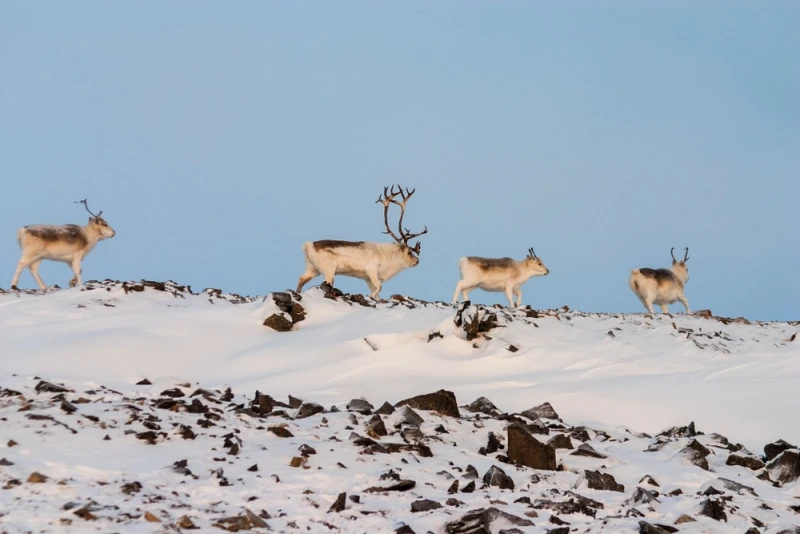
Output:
[1, 281, 799, 533]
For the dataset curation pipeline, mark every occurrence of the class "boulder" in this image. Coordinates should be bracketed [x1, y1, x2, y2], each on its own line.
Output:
[482, 465, 514, 490]
[547, 433, 574, 450]
[395, 389, 460, 418]
[263, 313, 293, 332]
[576, 470, 624, 492]
[347, 398, 374, 415]
[726, 452, 764, 471]
[465, 397, 502, 416]
[520, 402, 559, 420]
[445, 507, 534, 534]
[411, 499, 443, 512]
[295, 402, 324, 419]
[507, 423, 557, 470]
[766, 449, 800, 484]
[764, 439, 797, 462]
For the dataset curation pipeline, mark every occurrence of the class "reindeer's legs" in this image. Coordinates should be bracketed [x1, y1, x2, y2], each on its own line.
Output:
[514, 288, 523, 308]
[660, 304, 669, 314]
[11, 257, 31, 289]
[504, 286, 515, 308]
[69, 258, 82, 288]
[678, 295, 691, 314]
[28, 259, 46, 290]
[296, 255, 320, 293]
[452, 280, 465, 303]
[642, 299, 655, 315]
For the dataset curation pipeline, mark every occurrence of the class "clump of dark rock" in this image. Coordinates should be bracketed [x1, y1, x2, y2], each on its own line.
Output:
[698, 497, 727, 521]
[394, 389, 460, 418]
[726, 452, 764, 470]
[393, 405, 425, 427]
[347, 398, 374, 415]
[577, 470, 624, 492]
[445, 507, 534, 534]
[766, 449, 800, 485]
[483, 465, 514, 490]
[765, 439, 797, 462]
[547, 433, 574, 450]
[411, 499, 443, 512]
[328, 492, 347, 513]
[364, 480, 416, 493]
[520, 401, 559, 420]
[460, 481, 476, 493]
[638, 521, 678, 534]
[375, 402, 395, 415]
[571, 443, 607, 459]
[507, 423, 557, 470]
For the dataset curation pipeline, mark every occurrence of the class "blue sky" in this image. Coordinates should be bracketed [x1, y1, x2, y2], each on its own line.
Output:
[1, 1, 798, 320]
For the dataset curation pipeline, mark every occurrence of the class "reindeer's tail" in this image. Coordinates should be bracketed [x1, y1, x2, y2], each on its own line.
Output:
[630, 269, 641, 294]
[457, 257, 468, 276]
[16, 228, 24, 249]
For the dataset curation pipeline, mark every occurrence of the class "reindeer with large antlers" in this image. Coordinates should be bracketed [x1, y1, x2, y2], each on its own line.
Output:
[629, 247, 691, 315]
[296, 185, 428, 298]
[453, 247, 550, 308]
[10, 199, 116, 290]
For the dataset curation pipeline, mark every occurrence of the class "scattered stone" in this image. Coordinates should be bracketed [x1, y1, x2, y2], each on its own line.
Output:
[395, 525, 416, 534]
[411, 499, 443, 512]
[447, 480, 459, 494]
[393, 405, 425, 427]
[659, 421, 698, 439]
[0, 458, 14, 466]
[461, 481, 476, 493]
[27, 472, 48, 484]
[375, 402, 395, 415]
[765, 439, 797, 462]
[463, 465, 479, 479]
[507, 423, 557, 470]
[366, 414, 388, 437]
[35, 381, 69, 394]
[247, 464, 258, 472]
[177, 516, 198, 529]
[629, 487, 660, 505]
[702, 477, 757, 496]
[547, 433, 574, 450]
[328, 492, 346, 513]
[289, 456, 306, 468]
[268, 426, 293, 438]
[299, 444, 316, 457]
[486, 432, 500, 454]
[698, 497, 727, 521]
[576, 470, 624, 492]
[674, 514, 696, 524]
[213, 508, 268, 531]
[445, 507, 534, 534]
[120, 481, 142, 495]
[638, 522, 678, 534]
[483, 465, 515, 490]
[726, 452, 765, 470]
[680, 444, 710, 470]
[144, 511, 161, 523]
[571, 443, 607, 459]
[394, 389, 460, 418]
[766, 449, 800, 484]
[465, 396, 502, 416]
[73, 506, 97, 521]
[295, 402, 324, 419]
[364, 480, 416, 493]
[639, 475, 659, 487]
[136, 378, 152, 385]
[263, 313, 293, 332]
[347, 398, 374, 415]
[520, 401, 559, 420]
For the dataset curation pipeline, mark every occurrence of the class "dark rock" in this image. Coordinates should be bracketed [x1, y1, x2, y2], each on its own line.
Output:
[434, 424, 449, 434]
[687, 439, 711, 457]
[629, 487, 660, 505]
[674, 514, 695, 524]
[486, 432, 500, 454]
[0, 458, 14, 466]
[520, 402, 559, 420]
[482, 465, 514, 490]
[461, 481, 476, 493]
[159, 388, 185, 398]
[578, 470, 624, 492]
[680, 446, 710, 470]
[395, 525, 416, 534]
[446, 498, 465, 507]
[546, 529, 569, 534]
[295, 402, 324, 419]
[533, 492, 603, 517]
[299, 444, 316, 457]
[507, 423, 557, 470]
[328, 492, 346, 512]
[256, 395, 273, 415]
[447, 480, 459, 494]
[411, 499, 443, 512]
[364, 479, 416, 493]
[766, 449, 800, 484]
[743, 529, 760, 534]
[394, 405, 424, 427]
[288, 395, 303, 409]
[463, 465, 479, 479]
[547, 433, 574, 450]
[638, 522, 678, 534]
[571, 443, 607, 459]
[263, 313, 293, 332]
[445, 507, 534, 534]
[347, 398, 374, 415]
[570, 427, 591, 442]
[698, 497, 727, 521]
[120, 481, 142, 495]
[704, 477, 757, 496]
[465, 397, 502, 416]
[247, 464, 258, 472]
[366, 414, 387, 437]
[268, 426, 293, 438]
[35, 381, 70, 394]
[135, 378, 152, 386]
[659, 421, 698, 438]
[639, 475, 659, 487]
[765, 439, 797, 462]
[375, 401, 395, 415]
[395, 389, 460, 418]
[726, 452, 765, 470]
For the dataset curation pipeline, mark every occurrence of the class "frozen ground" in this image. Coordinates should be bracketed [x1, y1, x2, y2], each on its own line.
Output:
[0, 280, 798, 533]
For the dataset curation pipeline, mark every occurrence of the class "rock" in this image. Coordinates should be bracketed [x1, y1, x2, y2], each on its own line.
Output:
[298, 444, 316, 457]
[680, 446, 710, 470]
[289, 456, 306, 468]
[73, 506, 97, 521]
[35, 380, 69, 393]
[674, 514, 696, 524]
[328, 492, 346, 513]
[0, 458, 14, 466]
[639, 475, 659, 486]
[445, 507, 534, 534]
[268, 426, 293, 438]
[120, 481, 142, 495]
[465, 396, 502, 416]
[659, 421, 698, 438]
[576, 470, 624, 492]
[263, 313, 293, 332]
[27, 472, 48, 484]
[482, 465, 515, 490]
[570, 427, 591, 442]
[628, 487, 660, 505]
[698, 497, 727, 521]
[144, 512, 161, 522]
[520, 401, 559, 420]
[447, 480, 459, 494]
[507, 423, 557, 470]
[375, 401, 395, 415]
[411, 499, 443, 512]
[533, 492, 603, 518]
[347, 398, 374, 415]
[571, 443, 607, 459]
[213, 508, 268, 531]
[395, 525, 416, 534]
[766, 449, 800, 484]
[547, 433, 574, 450]
[687, 439, 711, 457]
[461, 481, 476, 493]
[295, 402, 324, 419]
[177, 516, 198, 529]
[395, 389, 460, 418]
[765, 439, 797, 462]
[364, 480, 416, 493]
[701, 477, 757, 496]
[446, 498, 465, 507]
[463, 465, 479, 479]
[726, 452, 765, 470]
[638, 522, 678, 534]
[486, 432, 500, 454]
[393, 405, 424, 427]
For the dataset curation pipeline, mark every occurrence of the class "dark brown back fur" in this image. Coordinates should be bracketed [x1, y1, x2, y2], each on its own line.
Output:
[468, 257, 516, 269]
[25, 225, 88, 247]
[313, 240, 366, 250]
[638, 268, 677, 284]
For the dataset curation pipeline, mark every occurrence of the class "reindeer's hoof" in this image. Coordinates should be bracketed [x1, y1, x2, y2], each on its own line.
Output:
[69, 280, 77, 288]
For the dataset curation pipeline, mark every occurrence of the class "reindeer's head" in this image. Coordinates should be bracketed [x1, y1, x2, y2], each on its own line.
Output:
[377, 185, 428, 267]
[670, 247, 689, 283]
[77, 199, 116, 239]
[524, 247, 550, 276]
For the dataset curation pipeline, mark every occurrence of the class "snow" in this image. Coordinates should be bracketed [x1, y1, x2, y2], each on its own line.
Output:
[1, 280, 799, 533]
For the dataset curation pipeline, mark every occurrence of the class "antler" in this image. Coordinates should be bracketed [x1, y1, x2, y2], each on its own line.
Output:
[670, 247, 677, 262]
[75, 199, 102, 218]
[683, 247, 689, 262]
[375, 184, 428, 252]
[528, 247, 538, 259]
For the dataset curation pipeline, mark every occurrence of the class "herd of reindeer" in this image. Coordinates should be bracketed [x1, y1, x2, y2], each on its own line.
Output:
[8, 187, 692, 315]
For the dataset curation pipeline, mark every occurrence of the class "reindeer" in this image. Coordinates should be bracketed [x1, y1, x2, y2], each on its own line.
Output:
[452, 248, 550, 308]
[10, 200, 116, 291]
[296, 185, 428, 299]
[629, 247, 690, 315]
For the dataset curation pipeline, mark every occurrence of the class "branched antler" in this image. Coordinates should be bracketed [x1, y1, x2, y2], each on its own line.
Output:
[528, 247, 538, 259]
[75, 199, 102, 218]
[683, 247, 689, 262]
[375, 184, 428, 253]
